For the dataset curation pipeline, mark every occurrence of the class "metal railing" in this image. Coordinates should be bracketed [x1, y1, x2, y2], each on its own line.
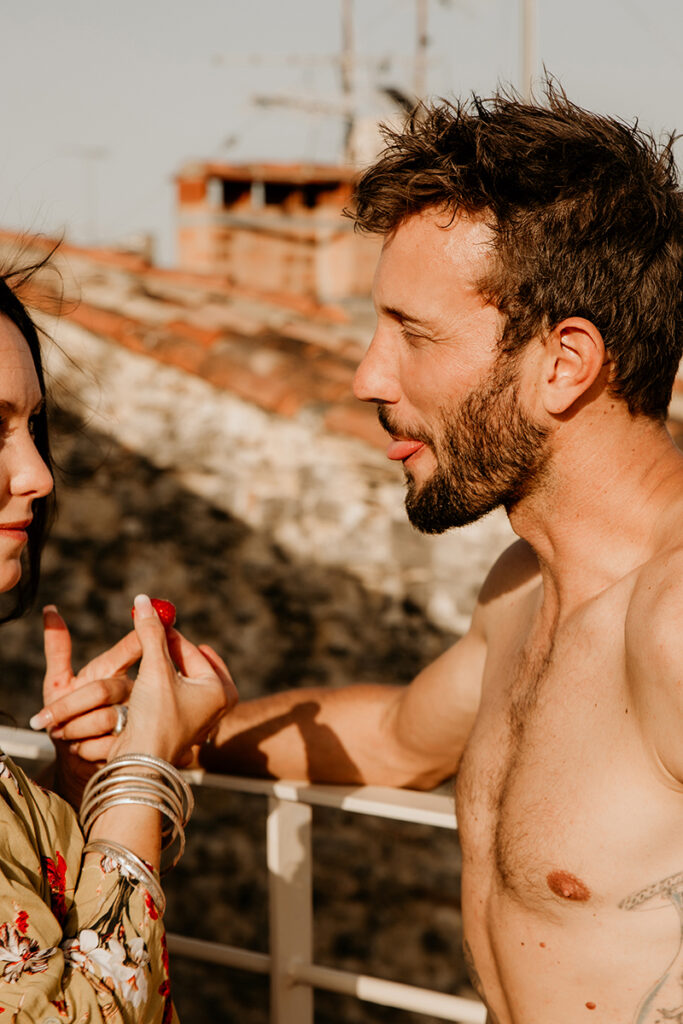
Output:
[0, 726, 485, 1024]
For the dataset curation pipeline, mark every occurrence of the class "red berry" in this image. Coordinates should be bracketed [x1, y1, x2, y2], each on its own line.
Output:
[131, 598, 177, 629]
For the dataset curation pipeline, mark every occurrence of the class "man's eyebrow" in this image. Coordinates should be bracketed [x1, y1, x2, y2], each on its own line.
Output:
[380, 304, 432, 327]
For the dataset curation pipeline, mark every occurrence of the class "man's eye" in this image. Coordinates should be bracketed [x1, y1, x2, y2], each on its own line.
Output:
[400, 325, 428, 345]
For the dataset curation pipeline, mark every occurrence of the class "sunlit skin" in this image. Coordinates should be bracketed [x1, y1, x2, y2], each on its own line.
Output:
[0, 316, 53, 593]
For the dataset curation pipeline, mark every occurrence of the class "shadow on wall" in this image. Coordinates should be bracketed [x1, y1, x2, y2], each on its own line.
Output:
[0, 405, 468, 1024]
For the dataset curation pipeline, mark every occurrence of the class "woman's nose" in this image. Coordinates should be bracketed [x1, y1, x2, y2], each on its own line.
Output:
[11, 436, 54, 500]
[353, 333, 401, 405]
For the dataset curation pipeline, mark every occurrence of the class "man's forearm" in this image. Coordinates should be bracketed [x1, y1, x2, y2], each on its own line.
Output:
[199, 683, 444, 787]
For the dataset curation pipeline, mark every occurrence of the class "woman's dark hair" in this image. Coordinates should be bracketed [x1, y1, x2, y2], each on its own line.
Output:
[351, 82, 683, 419]
[0, 256, 56, 621]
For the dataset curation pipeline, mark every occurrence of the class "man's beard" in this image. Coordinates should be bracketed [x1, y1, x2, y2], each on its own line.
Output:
[379, 355, 550, 535]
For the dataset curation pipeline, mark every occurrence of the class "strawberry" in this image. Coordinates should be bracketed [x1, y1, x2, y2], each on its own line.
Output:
[131, 598, 177, 629]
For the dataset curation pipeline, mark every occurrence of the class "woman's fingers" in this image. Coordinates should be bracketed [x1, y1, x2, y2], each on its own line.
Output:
[166, 630, 233, 685]
[132, 594, 173, 672]
[63, 735, 114, 763]
[198, 644, 238, 708]
[73, 630, 142, 687]
[29, 675, 132, 732]
[42, 605, 74, 702]
[49, 704, 123, 742]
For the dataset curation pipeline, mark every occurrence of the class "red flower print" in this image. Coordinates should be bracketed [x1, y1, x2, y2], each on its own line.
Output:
[42, 851, 68, 927]
[160, 932, 169, 976]
[159, 979, 173, 1024]
[14, 912, 28, 935]
[144, 891, 159, 921]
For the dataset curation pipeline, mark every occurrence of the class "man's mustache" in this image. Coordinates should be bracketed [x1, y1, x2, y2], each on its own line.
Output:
[377, 404, 434, 449]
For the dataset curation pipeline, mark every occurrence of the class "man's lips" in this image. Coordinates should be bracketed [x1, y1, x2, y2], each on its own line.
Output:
[386, 439, 425, 462]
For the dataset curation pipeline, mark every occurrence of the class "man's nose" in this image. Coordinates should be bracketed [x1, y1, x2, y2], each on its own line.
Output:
[353, 333, 401, 405]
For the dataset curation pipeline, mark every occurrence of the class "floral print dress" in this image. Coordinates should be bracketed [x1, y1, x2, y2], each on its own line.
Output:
[0, 751, 178, 1023]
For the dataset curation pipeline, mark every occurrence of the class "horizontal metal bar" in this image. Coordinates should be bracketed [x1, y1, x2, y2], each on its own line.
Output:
[290, 961, 486, 1023]
[166, 938, 486, 1023]
[0, 728, 456, 830]
[167, 934, 270, 974]
[185, 770, 458, 830]
[1, 729, 455, 828]
[0, 726, 53, 761]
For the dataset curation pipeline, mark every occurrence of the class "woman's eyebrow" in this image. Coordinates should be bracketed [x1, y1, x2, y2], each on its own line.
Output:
[0, 396, 45, 416]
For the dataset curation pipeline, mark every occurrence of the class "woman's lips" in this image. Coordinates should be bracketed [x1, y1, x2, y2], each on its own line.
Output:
[0, 521, 30, 542]
[386, 439, 425, 462]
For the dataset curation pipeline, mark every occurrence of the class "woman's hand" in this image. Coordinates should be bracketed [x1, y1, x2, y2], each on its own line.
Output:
[108, 594, 237, 764]
[32, 599, 237, 804]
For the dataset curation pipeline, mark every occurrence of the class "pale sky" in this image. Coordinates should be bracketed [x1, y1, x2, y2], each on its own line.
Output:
[1, 0, 681, 265]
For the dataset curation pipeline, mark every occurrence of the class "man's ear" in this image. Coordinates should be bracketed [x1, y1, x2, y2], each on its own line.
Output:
[540, 317, 608, 415]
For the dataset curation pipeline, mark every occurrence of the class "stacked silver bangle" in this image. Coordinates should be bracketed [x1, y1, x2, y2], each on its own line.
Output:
[79, 754, 195, 876]
[83, 839, 166, 916]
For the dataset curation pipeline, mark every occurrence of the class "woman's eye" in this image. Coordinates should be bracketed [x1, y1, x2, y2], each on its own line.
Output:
[28, 415, 39, 439]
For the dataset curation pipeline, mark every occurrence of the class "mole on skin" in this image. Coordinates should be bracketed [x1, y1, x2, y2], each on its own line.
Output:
[546, 870, 591, 901]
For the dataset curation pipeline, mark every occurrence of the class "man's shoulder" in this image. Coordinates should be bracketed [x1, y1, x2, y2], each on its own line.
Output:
[626, 545, 683, 780]
[627, 544, 683, 653]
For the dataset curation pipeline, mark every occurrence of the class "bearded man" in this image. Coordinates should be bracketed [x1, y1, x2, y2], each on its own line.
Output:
[37, 85, 683, 1023]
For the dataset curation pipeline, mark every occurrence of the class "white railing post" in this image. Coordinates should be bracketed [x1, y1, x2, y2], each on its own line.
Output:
[267, 796, 314, 1024]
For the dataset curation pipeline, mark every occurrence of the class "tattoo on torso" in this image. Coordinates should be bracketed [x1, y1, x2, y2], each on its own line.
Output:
[621, 872, 683, 1023]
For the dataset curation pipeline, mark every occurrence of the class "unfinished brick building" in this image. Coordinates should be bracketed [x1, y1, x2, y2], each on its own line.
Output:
[175, 161, 381, 303]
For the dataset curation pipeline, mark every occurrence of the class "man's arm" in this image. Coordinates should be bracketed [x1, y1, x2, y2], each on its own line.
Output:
[39, 540, 538, 793]
[202, 538, 540, 789]
[201, 622, 487, 789]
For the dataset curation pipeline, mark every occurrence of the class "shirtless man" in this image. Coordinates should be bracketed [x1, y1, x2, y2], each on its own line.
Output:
[34, 86, 683, 1023]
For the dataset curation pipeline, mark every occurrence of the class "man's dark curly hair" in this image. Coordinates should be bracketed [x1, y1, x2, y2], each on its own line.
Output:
[351, 83, 683, 419]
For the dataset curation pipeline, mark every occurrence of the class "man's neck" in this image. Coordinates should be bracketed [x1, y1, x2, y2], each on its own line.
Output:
[507, 408, 683, 616]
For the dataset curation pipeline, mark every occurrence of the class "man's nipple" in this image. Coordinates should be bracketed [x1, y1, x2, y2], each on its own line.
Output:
[546, 870, 591, 902]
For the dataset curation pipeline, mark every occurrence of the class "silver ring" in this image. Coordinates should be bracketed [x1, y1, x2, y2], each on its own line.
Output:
[111, 704, 128, 736]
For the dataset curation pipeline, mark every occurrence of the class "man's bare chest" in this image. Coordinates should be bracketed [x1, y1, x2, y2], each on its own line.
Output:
[455, 607, 678, 912]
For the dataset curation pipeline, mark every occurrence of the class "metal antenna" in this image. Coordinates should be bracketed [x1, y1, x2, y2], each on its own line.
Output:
[414, 0, 429, 99]
[521, 0, 536, 100]
[341, 0, 356, 163]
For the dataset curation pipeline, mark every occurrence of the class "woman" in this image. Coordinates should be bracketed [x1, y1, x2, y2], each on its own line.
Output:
[0, 264, 237, 1021]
